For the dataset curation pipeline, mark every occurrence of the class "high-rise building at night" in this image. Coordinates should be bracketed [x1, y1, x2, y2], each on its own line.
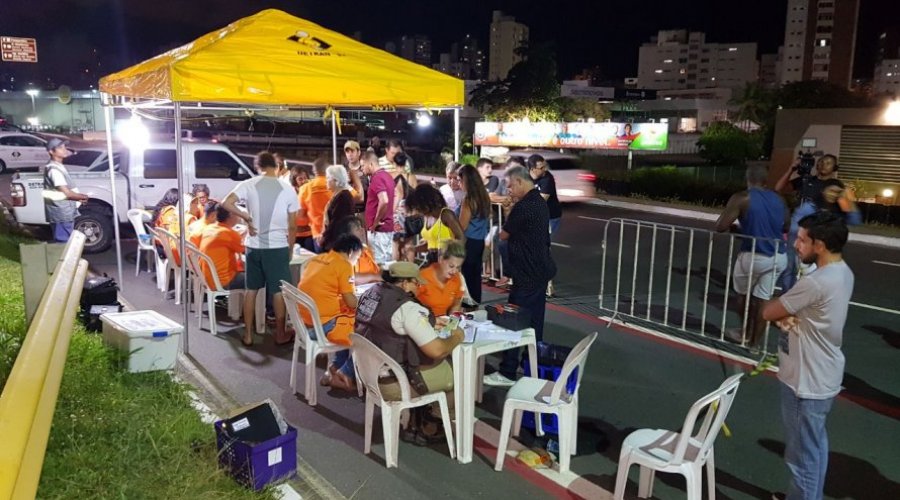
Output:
[873, 28, 900, 95]
[779, 0, 859, 88]
[398, 35, 432, 67]
[489, 10, 528, 81]
[637, 30, 757, 91]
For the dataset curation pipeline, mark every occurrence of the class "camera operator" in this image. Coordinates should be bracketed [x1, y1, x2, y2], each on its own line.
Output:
[777, 154, 842, 292]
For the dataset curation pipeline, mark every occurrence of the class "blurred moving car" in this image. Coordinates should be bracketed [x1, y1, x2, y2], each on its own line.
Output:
[0, 131, 48, 174]
[504, 149, 596, 202]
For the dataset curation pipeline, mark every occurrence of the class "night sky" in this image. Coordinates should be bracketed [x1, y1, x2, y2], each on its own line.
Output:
[0, 0, 897, 87]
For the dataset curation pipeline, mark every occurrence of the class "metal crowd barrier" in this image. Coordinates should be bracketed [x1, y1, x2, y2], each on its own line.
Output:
[598, 218, 785, 356]
[483, 202, 505, 282]
[0, 232, 88, 500]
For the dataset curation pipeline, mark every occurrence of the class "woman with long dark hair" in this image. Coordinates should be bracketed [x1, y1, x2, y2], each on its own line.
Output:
[404, 184, 465, 264]
[457, 164, 490, 304]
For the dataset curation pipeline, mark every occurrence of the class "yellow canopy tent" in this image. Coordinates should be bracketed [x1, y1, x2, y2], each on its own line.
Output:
[99, 8, 464, 108]
[98, 9, 464, 355]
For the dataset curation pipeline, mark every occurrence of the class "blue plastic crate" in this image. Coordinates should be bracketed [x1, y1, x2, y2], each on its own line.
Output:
[215, 421, 297, 491]
[520, 363, 578, 435]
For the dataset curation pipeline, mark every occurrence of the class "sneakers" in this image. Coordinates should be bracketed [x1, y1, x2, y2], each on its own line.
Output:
[483, 372, 516, 387]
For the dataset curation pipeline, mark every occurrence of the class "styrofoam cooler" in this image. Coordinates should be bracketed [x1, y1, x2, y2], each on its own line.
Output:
[100, 310, 183, 372]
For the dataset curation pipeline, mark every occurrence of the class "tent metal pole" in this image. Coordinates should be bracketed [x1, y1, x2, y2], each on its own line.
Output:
[103, 106, 125, 292]
[331, 112, 338, 164]
[454, 108, 460, 162]
[174, 102, 190, 355]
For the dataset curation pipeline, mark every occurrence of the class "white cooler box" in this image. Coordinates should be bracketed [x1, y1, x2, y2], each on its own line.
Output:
[100, 310, 183, 372]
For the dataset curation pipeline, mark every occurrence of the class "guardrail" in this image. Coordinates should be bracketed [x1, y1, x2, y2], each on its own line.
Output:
[598, 218, 785, 357]
[0, 232, 89, 500]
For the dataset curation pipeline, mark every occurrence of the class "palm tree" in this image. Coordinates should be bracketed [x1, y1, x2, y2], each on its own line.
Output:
[730, 83, 772, 132]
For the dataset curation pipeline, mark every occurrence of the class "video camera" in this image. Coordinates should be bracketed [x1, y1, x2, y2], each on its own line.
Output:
[795, 138, 818, 177]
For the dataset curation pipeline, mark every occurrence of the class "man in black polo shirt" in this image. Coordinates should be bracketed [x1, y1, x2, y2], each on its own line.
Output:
[484, 165, 558, 387]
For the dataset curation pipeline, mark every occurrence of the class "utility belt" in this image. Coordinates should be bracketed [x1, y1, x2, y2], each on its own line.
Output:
[378, 361, 443, 394]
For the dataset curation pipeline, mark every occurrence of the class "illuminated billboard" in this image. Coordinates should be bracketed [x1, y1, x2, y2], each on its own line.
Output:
[473, 121, 668, 151]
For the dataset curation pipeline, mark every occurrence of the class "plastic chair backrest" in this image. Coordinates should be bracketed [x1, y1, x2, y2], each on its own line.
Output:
[548, 331, 599, 405]
[349, 333, 412, 403]
[286, 284, 330, 349]
[155, 227, 181, 268]
[127, 209, 153, 247]
[280, 281, 315, 351]
[184, 244, 218, 289]
[668, 373, 742, 466]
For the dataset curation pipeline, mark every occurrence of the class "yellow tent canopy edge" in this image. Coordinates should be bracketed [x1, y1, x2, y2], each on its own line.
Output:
[99, 9, 464, 108]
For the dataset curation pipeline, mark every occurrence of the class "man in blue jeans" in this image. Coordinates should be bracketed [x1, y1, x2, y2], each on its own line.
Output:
[484, 165, 557, 387]
[763, 212, 853, 500]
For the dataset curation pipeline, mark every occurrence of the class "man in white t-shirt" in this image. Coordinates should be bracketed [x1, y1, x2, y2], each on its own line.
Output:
[43, 138, 89, 242]
[222, 152, 299, 347]
[763, 211, 854, 500]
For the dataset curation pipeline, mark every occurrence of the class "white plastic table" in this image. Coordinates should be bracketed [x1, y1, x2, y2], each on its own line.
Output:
[452, 327, 537, 464]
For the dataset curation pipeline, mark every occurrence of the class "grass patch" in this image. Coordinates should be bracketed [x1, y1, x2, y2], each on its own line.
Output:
[0, 234, 274, 500]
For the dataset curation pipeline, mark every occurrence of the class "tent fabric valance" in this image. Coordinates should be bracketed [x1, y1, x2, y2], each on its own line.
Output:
[99, 9, 464, 108]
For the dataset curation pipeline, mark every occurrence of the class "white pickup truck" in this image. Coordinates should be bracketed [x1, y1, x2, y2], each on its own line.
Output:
[10, 141, 256, 253]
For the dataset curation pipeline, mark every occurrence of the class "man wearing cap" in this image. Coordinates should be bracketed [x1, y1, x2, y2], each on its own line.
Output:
[342, 140, 366, 205]
[43, 138, 89, 242]
[356, 261, 464, 441]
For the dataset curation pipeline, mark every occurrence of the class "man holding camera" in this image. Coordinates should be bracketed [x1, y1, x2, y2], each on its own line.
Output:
[775, 154, 840, 291]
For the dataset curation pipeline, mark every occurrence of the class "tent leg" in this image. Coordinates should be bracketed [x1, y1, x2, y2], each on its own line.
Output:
[104, 106, 124, 292]
[174, 102, 190, 356]
[454, 108, 460, 162]
[331, 113, 338, 165]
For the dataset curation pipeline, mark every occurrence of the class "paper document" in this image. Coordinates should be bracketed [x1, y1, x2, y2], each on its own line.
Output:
[462, 322, 522, 344]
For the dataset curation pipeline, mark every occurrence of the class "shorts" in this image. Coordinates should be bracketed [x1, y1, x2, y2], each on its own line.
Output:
[732, 251, 787, 300]
[225, 272, 245, 290]
[367, 231, 394, 265]
[245, 247, 292, 296]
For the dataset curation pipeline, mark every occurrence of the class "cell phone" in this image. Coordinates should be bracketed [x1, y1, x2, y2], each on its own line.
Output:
[439, 315, 460, 337]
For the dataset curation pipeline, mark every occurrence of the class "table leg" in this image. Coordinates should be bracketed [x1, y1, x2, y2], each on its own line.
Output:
[457, 349, 477, 464]
[453, 347, 464, 463]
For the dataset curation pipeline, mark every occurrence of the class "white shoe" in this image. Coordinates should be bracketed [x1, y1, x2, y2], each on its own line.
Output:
[483, 372, 516, 387]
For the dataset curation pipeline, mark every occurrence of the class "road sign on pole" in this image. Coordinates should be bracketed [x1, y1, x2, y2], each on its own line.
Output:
[1, 37, 38, 63]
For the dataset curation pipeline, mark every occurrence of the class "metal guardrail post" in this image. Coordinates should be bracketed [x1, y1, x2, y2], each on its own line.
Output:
[0, 232, 87, 500]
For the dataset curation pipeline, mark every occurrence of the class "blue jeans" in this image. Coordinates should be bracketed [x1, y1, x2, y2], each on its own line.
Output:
[780, 382, 834, 500]
[499, 283, 548, 380]
[307, 318, 355, 379]
[549, 217, 561, 240]
[51, 221, 75, 242]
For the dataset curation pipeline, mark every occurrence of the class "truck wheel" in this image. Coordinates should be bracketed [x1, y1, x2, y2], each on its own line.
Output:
[75, 209, 114, 254]
[0, 160, 6, 174]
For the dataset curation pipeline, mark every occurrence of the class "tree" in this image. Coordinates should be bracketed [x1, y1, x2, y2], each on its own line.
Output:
[696, 122, 762, 166]
[776, 80, 873, 109]
[730, 82, 775, 131]
[557, 97, 611, 122]
[470, 42, 565, 122]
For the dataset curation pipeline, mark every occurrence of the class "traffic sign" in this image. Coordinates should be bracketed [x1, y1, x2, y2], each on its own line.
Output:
[1, 36, 38, 63]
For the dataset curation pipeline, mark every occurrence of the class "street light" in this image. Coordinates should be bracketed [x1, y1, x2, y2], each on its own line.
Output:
[885, 99, 900, 125]
[25, 88, 39, 115]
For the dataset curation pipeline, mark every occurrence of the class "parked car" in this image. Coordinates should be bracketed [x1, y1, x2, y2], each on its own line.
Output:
[503, 149, 596, 202]
[63, 147, 121, 171]
[10, 141, 255, 253]
[0, 131, 49, 174]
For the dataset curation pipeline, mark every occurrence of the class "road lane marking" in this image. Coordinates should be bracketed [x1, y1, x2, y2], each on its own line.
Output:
[551, 242, 571, 248]
[850, 302, 900, 315]
[873, 260, 900, 268]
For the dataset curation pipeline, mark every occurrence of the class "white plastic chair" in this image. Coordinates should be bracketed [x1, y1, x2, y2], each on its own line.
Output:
[146, 227, 169, 292]
[154, 227, 184, 305]
[127, 208, 157, 278]
[495, 331, 598, 474]
[280, 281, 356, 407]
[613, 373, 743, 500]
[349, 333, 455, 468]
[184, 245, 243, 336]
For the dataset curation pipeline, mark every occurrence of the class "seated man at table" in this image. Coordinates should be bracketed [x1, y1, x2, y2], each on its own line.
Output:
[298, 233, 364, 392]
[198, 205, 245, 290]
[356, 261, 464, 444]
[416, 240, 465, 317]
